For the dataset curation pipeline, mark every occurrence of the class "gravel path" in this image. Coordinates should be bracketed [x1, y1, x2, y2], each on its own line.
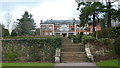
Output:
[54, 62, 100, 68]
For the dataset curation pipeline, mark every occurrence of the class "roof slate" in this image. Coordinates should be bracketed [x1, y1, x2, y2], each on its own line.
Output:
[42, 20, 80, 24]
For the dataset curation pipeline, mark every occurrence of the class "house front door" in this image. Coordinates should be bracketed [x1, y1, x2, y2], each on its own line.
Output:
[62, 33, 67, 37]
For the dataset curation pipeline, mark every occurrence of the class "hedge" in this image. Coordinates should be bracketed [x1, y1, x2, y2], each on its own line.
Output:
[11, 30, 17, 36]
[68, 34, 83, 43]
[68, 35, 75, 40]
[2, 38, 62, 62]
[2, 29, 10, 37]
[114, 37, 120, 57]
[82, 35, 96, 44]
[90, 26, 120, 39]
[3, 36, 54, 39]
[73, 36, 82, 43]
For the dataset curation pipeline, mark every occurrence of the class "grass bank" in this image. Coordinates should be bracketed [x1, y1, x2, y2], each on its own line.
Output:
[1, 63, 54, 68]
[96, 59, 120, 68]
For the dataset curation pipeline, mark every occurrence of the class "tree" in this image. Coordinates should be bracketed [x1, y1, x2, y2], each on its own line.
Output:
[0, 24, 2, 37]
[77, 1, 120, 29]
[35, 28, 40, 35]
[112, 10, 120, 21]
[101, 1, 120, 28]
[16, 11, 36, 36]
[5, 12, 17, 32]
[106, 2, 112, 27]
[11, 29, 17, 36]
[0, 24, 10, 37]
[5, 12, 12, 32]
[77, 2, 104, 32]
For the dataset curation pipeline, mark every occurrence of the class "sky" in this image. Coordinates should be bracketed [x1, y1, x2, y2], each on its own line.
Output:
[0, 0, 119, 29]
[0, 0, 80, 28]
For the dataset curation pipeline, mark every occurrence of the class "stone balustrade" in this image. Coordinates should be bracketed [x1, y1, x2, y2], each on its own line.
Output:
[85, 43, 94, 62]
[55, 48, 61, 63]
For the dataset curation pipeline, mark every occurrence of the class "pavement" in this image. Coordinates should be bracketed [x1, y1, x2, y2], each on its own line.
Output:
[54, 62, 100, 68]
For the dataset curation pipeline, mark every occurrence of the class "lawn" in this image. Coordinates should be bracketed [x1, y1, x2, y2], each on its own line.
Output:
[1, 63, 54, 68]
[96, 59, 120, 68]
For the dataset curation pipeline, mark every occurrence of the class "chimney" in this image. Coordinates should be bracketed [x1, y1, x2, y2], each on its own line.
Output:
[73, 18, 75, 21]
[40, 20, 43, 23]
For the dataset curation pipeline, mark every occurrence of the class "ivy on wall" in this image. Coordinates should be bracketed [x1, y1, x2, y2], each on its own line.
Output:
[2, 38, 62, 62]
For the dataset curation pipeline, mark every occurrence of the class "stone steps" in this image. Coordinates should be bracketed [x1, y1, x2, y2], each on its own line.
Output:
[62, 44, 85, 52]
[62, 47, 85, 52]
[61, 37, 87, 63]
[61, 52, 86, 57]
[61, 56, 87, 63]
[61, 52, 87, 63]
[62, 45, 84, 48]
[61, 59, 87, 63]
[62, 45, 82, 48]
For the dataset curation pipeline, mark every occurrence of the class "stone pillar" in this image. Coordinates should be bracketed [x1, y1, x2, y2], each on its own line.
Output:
[67, 32, 68, 37]
[55, 48, 61, 63]
[60, 32, 62, 35]
[40, 25, 42, 35]
[74, 24, 77, 35]
[53, 24, 55, 35]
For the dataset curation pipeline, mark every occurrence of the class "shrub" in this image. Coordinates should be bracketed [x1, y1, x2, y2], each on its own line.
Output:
[5, 44, 19, 61]
[2, 29, 10, 37]
[90, 26, 120, 39]
[88, 38, 118, 61]
[56, 35, 62, 38]
[82, 35, 96, 44]
[108, 26, 120, 39]
[97, 38, 114, 46]
[68, 34, 82, 43]
[73, 35, 82, 43]
[114, 37, 120, 57]
[96, 38, 115, 54]
[68, 35, 74, 40]
[51, 38, 62, 48]
[86, 58, 92, 62]
[11, 30, 17, 36]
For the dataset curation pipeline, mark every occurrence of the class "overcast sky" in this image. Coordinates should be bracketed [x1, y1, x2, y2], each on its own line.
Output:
[0, 0, 119, 28]
[0, 0, 80, 28]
